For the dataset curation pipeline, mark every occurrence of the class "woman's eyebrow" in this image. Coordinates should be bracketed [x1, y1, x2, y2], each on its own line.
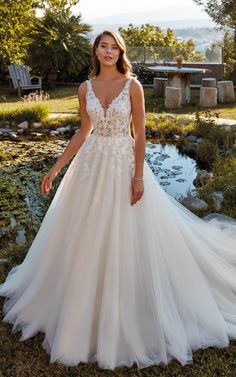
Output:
[101, 42, 118, 46]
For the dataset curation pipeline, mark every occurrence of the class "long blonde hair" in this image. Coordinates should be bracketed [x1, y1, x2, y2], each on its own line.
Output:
[88, 30, 134, 79]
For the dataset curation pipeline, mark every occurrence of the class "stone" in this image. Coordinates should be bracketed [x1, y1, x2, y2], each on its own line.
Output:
[187, 135, 198, 142]
[196, 138, 204, 144]
[31, 132, 44, 137]
[217, 81, 235, 103]
[193, 170, 214, 187]
[10, 217, 17, 228]
[18, 121, 28, 129]
[9, 132, 18, 139]
[56, 127, 67, 133]
[17, 129, 24, 134]
[165, 87, 181, 109]
[0, 128, 11, 133]
[181, 197, 209, 211]
[16, 229, 26, 246]
[199, 87, 217, 107]
[32, 122, 42, 128]
[50, 130, 60, 136]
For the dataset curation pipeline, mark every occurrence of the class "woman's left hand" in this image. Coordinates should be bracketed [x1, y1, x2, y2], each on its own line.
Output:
[131, 178, 144, 206]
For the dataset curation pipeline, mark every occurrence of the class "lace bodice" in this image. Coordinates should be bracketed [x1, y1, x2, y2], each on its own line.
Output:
[86, 78, 132, 137]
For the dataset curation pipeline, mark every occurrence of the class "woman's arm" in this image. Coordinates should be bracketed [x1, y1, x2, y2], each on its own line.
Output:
[130, 78, 146, 206]
[41, 81, 93, 194]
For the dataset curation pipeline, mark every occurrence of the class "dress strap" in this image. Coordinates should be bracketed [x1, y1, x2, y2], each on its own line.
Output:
[86, 79, 92, 92]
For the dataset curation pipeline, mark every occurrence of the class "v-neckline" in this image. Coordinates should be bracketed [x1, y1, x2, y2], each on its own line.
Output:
[90, 78, 130, 116]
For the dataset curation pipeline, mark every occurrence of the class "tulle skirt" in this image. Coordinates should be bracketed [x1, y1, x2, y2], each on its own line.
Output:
[0, 134, 236, 370]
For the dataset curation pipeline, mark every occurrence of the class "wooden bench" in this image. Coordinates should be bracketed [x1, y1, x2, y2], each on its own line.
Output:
[8, 64, 43, 98]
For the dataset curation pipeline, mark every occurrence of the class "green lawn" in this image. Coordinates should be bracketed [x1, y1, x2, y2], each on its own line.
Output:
[0, 85, 235, 119]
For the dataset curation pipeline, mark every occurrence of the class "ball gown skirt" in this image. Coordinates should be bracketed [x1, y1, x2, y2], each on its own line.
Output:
[0, 77, 236, 370]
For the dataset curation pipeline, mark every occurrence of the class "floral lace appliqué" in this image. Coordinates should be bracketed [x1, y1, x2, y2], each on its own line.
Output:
[78, 78, 136, 183]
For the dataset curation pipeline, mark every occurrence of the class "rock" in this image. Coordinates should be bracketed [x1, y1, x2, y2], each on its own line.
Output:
[10, 217, 17, 228]
[211, 191, 224, 211]
[31, 132, 44, 137]
[9, 132, 18, 139]
[16, 229, 26, 246]
[18, 121, 28, 129]
[181, 197, 209, 211]
[196, 137, 204, 144]
[56, 127, 67, 133]
[193, 170, 214, 187]
[0, 128, 11, 133]
[187, 135, 198, 142]
[173, 134, 180, 140]
[17, 129, 24, 134]
[50, 130, 60, 136]
[32, 122, 42, 128]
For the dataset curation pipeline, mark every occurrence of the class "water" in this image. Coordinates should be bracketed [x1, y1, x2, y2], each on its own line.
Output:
[145, 141, 198, 199]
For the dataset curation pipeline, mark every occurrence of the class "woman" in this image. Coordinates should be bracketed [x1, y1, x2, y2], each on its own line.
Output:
[0, 30, 236, 371]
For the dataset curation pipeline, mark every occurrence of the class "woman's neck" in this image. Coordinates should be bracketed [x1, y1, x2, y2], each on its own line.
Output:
[96, 66, 124, 81]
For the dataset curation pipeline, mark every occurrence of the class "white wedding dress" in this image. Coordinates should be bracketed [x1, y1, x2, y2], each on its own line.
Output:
[1, 77, 236, 370]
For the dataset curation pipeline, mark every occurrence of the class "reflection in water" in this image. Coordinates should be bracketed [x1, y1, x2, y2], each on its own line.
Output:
[145, 142, 198, 199]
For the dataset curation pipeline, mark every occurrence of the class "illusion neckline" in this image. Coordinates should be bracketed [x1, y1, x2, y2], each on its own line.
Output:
[89, 78, 131, 115]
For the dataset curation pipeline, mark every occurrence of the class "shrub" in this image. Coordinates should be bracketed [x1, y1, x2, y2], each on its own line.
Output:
[0, 103, 50, 125]
[196, 140, 219, 165]
[197, 156, 236, 219]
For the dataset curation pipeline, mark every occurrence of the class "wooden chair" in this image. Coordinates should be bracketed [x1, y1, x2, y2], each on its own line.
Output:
[8, 64, 43, 98]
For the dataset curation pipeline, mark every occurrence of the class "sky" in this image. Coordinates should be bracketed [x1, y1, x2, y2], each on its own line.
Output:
[74, 0, 206, 22]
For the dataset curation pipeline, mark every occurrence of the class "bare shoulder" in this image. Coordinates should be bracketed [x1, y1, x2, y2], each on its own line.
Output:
[129, 77, 143, 95]
[77, 80, 88, 98]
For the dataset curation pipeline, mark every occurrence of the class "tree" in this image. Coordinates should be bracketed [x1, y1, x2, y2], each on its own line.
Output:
[119, 24, 203, 63]
[192, 0, 236, 35]
[26, 8, 92, 86]
[0, 0, 38, 65]
[193, 0, 236, 76]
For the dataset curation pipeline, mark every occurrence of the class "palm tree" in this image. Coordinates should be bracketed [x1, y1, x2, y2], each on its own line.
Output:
[26, 9, 92, 87]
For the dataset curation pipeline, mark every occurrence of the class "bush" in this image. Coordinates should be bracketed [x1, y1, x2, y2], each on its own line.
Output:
[0, 103, 50, 125]
[198, 156, 236, 219]
[132, 63, 158, 84]
[196, 140, 219, 166]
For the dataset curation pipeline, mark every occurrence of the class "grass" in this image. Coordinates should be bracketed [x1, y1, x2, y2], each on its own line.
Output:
[0, 85, 236, 119]
[1, 306, 236, 377]
[0, 85, 79, 114]
[145, 88, 236, 119]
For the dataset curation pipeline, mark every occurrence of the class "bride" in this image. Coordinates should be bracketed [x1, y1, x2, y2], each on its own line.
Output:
[0, 29, 236, 371]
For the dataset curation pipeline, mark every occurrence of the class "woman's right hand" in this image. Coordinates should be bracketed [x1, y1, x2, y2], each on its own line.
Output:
[41, 168, 59, 195]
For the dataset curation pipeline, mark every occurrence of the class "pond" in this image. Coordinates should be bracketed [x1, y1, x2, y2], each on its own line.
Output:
[145, 141, 198, 199]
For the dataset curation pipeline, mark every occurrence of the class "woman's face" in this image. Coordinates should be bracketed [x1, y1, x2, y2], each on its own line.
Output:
[95, 35, 121, 67]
